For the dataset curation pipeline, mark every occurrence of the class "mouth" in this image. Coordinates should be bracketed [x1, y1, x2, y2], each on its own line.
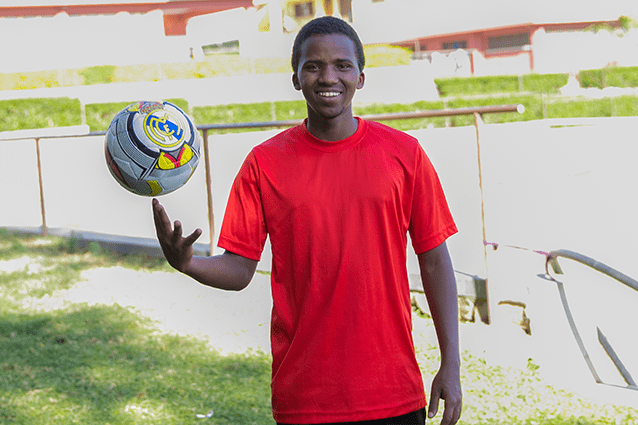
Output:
[317, 91, 342, 98]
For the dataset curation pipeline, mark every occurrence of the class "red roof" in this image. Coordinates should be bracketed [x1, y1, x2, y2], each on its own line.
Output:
[0, 1, 253, 35]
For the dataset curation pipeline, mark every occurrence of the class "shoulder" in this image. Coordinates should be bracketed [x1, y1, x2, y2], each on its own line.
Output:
[361, 119, 422, 153]
[256, 124, 305, 152]
[364, 119, 419, 143]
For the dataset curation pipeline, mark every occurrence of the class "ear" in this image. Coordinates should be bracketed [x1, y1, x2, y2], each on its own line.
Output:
[292, 74, 301, 91]
[356, 72, 365, 90]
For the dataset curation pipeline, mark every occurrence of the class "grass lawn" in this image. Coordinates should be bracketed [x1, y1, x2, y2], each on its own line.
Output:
[1, 230, 636, 424]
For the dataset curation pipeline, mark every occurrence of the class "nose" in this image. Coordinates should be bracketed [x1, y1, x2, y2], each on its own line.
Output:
[318, 65, 339, 84]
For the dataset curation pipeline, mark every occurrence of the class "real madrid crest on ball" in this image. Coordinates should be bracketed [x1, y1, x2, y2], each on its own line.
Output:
[104, 101, 201, 196]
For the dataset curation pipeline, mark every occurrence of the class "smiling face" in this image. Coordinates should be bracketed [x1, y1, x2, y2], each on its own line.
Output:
[293, 34, 365, 140]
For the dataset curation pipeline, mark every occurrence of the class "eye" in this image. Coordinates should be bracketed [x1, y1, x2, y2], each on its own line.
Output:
[337, 62, 353, 70]
[304, 63, 319, 72]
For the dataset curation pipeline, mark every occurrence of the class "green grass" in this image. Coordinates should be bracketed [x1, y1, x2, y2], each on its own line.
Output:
[0, 46, 410, 91]
[80, 65, 117, 86]
[192, 102, 276, 134]
[2, 229, 637, 424]
[0, 306, 272, 424]
[0, 98, 82, 131]
[547, 97, 613, 118]
[354, 100, 447, 131]
[0, 230, 272, 425]
[4, 93, 638, 133]
[579, 66, 638, 89]
[436, 75, 522, 97]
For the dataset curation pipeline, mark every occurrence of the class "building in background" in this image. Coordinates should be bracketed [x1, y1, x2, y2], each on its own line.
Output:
[0, 0, 637, 76]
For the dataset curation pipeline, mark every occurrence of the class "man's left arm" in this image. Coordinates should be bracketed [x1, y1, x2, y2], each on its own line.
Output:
[417, 241, 462, 425]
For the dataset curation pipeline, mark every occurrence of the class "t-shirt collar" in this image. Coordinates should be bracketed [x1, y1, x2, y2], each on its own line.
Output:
[299, 117, 366, 152]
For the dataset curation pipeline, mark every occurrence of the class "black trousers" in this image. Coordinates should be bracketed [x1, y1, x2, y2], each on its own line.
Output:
[277, 407, 426, 425]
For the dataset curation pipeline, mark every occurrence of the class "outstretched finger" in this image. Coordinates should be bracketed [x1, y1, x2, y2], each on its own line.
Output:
[152, 199, 171, 234]
[183, 228, 203, 246]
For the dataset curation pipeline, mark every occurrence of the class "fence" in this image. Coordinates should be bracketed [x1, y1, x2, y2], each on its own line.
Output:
[3, 107, 638, 398]
[0, 104, 522, 250]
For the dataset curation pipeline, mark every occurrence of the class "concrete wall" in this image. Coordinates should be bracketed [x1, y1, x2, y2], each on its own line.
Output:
[533, 28, 638, 74]
[3, 117, 636, 281]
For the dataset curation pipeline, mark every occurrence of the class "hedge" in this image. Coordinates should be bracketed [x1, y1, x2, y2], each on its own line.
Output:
[3, 94, 638, 134]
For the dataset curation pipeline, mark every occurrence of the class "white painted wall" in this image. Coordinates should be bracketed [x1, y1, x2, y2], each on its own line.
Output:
[3, 118, 637, 282]
[533, 28, 638, 74]
[0, 11, 191, 73]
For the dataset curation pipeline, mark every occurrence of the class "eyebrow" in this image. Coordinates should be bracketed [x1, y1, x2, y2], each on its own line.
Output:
[303, 58, 355, 65]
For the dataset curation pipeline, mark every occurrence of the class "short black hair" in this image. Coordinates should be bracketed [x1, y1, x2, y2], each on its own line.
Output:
[291, 16, 365, 74]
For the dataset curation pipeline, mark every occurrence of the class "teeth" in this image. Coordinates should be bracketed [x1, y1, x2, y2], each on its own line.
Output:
[319, 92, 340, 97]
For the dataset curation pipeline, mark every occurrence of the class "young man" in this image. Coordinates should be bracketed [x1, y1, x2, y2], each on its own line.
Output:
[153, 16, 462, 425]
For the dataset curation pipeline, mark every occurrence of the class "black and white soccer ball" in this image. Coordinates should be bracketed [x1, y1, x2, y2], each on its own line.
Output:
[104, 100, 201, 196]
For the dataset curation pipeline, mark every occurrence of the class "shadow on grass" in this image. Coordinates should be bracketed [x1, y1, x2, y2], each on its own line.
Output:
[0, 303, 274, 425]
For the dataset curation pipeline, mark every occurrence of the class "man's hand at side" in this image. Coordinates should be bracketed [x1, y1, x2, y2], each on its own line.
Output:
[418, 242, 462, 425]
[427, 362, 462, 425]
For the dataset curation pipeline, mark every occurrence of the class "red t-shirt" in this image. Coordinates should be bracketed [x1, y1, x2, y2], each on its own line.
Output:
[218, 118, 457, 424]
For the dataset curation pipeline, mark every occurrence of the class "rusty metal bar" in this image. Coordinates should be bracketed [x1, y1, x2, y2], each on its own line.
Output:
[473, 112, 492, 324]
[196, 104, 525, 132]
[2, 104, 524, 256]
[360, 104, 524, 121]
[0, 105, 525, 143]
[34, 138, 47, 236]
[201, 129, 215, 255]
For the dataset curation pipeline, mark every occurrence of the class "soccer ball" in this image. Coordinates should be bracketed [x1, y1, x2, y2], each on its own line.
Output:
[104, 100, 201, 196]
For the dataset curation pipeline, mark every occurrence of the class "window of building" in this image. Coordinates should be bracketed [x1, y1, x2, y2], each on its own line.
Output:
[488, 33, 530, 50]
[442, 40, 467, 50]
[339, 0, 353, 21]
[294, 1, 314, 17]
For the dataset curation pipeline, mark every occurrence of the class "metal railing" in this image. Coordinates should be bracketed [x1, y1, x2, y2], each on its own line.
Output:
[196, 104, 524, 252]
[0, 104, 523, 248]
[487, 240, 638, 391]
[545, 249, 638, 390]
[547, 249, 638, 292]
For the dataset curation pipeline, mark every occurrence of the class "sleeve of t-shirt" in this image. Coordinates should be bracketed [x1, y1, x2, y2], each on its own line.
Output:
[409, 143, 458, 254]
[217, 151, 268, 261]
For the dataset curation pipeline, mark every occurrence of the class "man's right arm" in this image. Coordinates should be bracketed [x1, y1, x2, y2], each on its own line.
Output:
[153, 198, 258, 291]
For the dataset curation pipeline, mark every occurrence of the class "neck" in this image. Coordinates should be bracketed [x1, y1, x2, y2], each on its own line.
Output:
[306, 113, 358, 142]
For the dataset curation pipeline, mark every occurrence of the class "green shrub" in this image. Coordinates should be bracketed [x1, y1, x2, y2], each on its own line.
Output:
[613, 95, 638, 116]
[579, 66, 638, 88]
[603, 66, 638, 87]
[274, 100, 307, 121]
[192, 102, 274, 133]
[547, 97, 612, 118]
[80, 65, 116, 85]
[578, 69, 604, 88]
[364, 44, 412, 68]
[446, 94, 542, 126]
[354, 100, 447, 130]
[435, 75, 521, 97]
[437, 73, 573, 97]
[0, 71, 61, 90]
[521, 73, 569, 93]
[85, 101, 132, 132]
[0, 98, 81, 131]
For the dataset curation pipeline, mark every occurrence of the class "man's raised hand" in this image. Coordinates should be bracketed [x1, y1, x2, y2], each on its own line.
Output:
[152, 198, 202, 273]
